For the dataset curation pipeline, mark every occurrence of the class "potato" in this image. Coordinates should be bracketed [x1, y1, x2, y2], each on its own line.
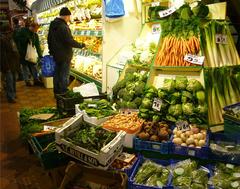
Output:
[181, 143, 187, 147]
[193, 134, 199, 140]
[173, 138, 182, 145]
[180, 133, 187, 142]
[186, 138, 194, 145]
[196, 133, 203, 140]
[176, 130, 182, 137]
[150, 135, 159, 141]
[194, 139, 199, 146]
[185, 131, 192, 137]
[138, 132, 150, 140]
[173, 128, 178, 135]
[198, 139, 205, 147]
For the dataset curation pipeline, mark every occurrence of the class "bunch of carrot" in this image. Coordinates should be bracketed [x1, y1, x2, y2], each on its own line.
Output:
[154, 36, 200, 66]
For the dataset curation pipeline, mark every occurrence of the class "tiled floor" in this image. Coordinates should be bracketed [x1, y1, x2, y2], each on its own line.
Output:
[0, 81, 57, 189]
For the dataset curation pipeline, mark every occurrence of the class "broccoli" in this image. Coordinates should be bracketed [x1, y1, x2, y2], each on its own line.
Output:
[186, 79, 203, 92]
[133, 97, 142, 107]
[170, 92, 181, 105]
[162, 79, 176, 93]
[122, 90, 135, 101]
[124, 73, 136, 82]
[117, 88, 126, 98]
[112, 79, 126, 95]
[158, 89, 167, 99]
[135, 81, 146, 96]
[181, 90, 193, 103]
[168, 104, 182, 117]
[196, 90, 205, 105]
[195, 104, 207, 115]
[175, 76, 188, 90]
[146, 86, 158, 95]
[141, 98, 153, 109]
[126, 101, 138, 109]
[126, 83, 136, 91]
[125, 67, 138, 74]
[182, 103, 194, 115]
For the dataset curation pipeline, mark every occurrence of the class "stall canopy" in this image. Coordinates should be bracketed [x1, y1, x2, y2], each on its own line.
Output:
[31, 0, 67, 13]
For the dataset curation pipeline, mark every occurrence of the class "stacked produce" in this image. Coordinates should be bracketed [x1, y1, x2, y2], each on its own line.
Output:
[202, 21, 240, 67]
[112, 67, 148, 109]
[154, 3, 209, 66]
[74, 36, 102, 54]
[133, 160, 170, 187]
[172, 124, 207, 148]
[137, 121, 172, 142]
[138, 76, 207, 124]
[78, 99, 115, 118]
[204, 66, 240, 125]
[211, 163, 240, 189]
[172, 159, 210, 189]
[102, 112, 144, 133]
[66, 122, 116, 153]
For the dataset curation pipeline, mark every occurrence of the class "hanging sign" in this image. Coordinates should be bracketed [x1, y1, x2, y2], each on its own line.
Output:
[159, 6, 176, 18]
[216, 34, 227, 44]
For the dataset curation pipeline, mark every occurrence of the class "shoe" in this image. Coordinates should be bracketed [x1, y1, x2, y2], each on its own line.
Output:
[8, 99, 16, 103]
[26, 81, 32, 86]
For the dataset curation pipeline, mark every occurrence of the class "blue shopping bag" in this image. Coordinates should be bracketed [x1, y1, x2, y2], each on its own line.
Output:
[105, 0, 125, 18]
[41, 55, 56, 77]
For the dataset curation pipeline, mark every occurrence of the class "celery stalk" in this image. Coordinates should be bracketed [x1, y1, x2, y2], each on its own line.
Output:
[204, 26, 215, 67]
[210, 21, 219, 67]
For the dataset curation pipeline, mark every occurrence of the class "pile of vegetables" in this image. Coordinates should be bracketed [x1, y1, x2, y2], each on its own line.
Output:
[67, 122, 117, 153]
[138, 76, 207, 124]
[224, 103, 240, 120]
[172, 159, 210, 189]
[211, 163, 240, 189]
[79, 99, 115, 118]
[134, 160, 170, 187]
[154, 3, 209, 67]
[137, 121, 172, 142]
[112, 67, 148, 109]
[204, 66, 240, 125]
[172, 124, 207, 148]
[102, 112, 144, 133]
[64, 90, 83, 99]
[202, 21, 240, 67]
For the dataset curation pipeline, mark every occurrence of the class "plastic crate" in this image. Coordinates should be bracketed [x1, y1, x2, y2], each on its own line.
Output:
[169, 133, 210, 159]
[55, 114, 126, 170]
[209, 133, 240, 165]
[129, 156, 172, 189]
[30, 133, 70, 170]
[134, 138, 170, 154]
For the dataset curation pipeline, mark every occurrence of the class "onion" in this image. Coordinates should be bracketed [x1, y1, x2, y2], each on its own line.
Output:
[198, 140, 205, 147]
[186, 138, 194, 145]
[173, 138, 182, 145]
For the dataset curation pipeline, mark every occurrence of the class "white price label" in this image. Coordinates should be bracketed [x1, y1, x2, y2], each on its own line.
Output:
[176, 121, 190, 131]
[152, 144, 161, 150]
[88, 104, 97, 108]
[184, 54, 205, 65]
[152, 98, 162, 111]
[188, 149, 196, 156]
[159, 7, 176, 18]
[44, 126, 57, 131]
[86, 30, 91, 35]
[151, 2, 160, 7]
[216, 34, 227, 44]
[152, 24, 161, 35]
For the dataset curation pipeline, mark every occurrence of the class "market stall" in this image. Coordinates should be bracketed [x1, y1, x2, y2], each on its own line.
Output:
[21, 0, 240, 188]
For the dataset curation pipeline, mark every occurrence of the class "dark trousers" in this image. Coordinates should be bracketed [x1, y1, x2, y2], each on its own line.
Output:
[53, 62, 70, 95]
[5, 70, 16, 101]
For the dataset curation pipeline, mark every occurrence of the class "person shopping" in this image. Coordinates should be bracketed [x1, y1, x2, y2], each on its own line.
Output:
[0, 23, 20, 103]
[47, 7, 85, 96]
[17, 22, 42, 86]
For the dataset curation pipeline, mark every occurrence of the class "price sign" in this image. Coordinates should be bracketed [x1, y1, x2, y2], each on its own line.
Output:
[152, 24, 160, 35]
[159, 6, 176, 18]
[188, 149, 196, 156]
[176, 121, 190, 131]
[216, 34, 227, 44]
[184, 54, 205, 65]
[152, 98, 162, 111]
[151, 2, 160, 7]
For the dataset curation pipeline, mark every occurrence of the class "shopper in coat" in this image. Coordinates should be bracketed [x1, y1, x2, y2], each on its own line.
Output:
[16, 22, 42, 86]
[0, 23, 20, 103]
[47, 7, 85, 96]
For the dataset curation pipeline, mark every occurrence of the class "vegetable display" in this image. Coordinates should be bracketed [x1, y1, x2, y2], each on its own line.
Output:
[211, 163, 240, 189]
[134, 160, 170, 187]
[67, 122, 117, 153]
[138, 76, 207, 124]
[172, 124, 207, 148]
[154, 3, 209, 67]
[112, 67, 148, 109]
[204, 66, 240, 125]
[102, 112, 144, 133]
[172, 159, 209, 189]
[110, 153, 137, 170]
[137, 121, 172, 142]
[202, 21, 240, 67]
[64, 90, 83, 98]
[79, 99, 115, 118]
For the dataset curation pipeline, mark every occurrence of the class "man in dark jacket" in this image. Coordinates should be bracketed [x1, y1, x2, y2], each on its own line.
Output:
[47, 7, 85, 96]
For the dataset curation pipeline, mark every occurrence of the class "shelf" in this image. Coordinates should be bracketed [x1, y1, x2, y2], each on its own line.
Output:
[153, 66, 203, 72]
[74, 49, 102, 59]
[73, 30, 103, 37]
[70, 68, 102, 91]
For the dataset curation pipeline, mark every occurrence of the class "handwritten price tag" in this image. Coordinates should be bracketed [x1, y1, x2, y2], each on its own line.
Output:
[152, 24, 160, 35]
[176, 121, 190, 131]
[216, 34, 227, 44]
[159, 7, 176, 18]
[184, 54, 205, 65]
[151, 2, 160, 7]
[152, 98, 162, 111]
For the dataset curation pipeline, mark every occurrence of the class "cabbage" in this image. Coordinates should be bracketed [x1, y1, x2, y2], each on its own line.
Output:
[186, 79, 203, 92]
[182, 103, 194, 115]
[162, 79, 176, 93]
[168, 104, 182, 117]
[196, 90, 206, 105]
[175, 76, 188, 90]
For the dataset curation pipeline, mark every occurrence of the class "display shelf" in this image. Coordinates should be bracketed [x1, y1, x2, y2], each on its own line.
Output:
[73, 29, 103, 37]
[70, 68, 102, 91]
[152, 66, 203, 72]
[74, 49, 102, 59]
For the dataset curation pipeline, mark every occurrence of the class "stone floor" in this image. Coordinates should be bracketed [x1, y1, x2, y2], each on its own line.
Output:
[0, 81, 57, 189]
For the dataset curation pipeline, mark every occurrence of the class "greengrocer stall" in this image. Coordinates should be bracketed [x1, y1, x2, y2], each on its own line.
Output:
[23, 0, 240, 188]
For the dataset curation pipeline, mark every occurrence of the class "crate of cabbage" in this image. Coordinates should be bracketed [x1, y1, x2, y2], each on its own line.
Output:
[55, 114, 126, 169]
[75, 99, 116, 125]
[112, 65, 149, 109]
[139, 75, 207, 125]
